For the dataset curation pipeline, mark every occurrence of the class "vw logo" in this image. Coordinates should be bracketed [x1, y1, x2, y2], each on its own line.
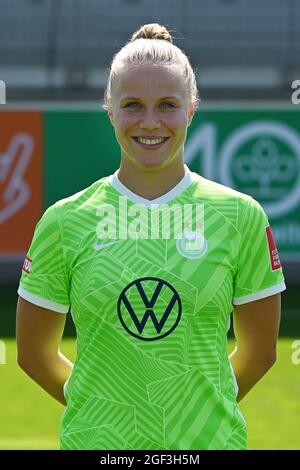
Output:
[117, 277, 182, 341]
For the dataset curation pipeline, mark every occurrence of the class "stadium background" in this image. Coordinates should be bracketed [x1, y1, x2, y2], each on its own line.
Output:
[0, 0, 299, 450]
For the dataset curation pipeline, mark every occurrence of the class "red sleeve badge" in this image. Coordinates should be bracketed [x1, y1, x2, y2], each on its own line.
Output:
[266, 226, 282, 271]
[22, 256, 32, 274]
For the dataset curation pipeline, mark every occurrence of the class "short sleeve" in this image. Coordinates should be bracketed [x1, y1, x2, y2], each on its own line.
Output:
[233, 197, 286, 305]
[18, 204, 70, 313]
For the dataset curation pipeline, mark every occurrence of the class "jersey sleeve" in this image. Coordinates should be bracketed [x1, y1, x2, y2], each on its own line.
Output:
[233, 197, 286, 305]
[17, 203, 70, 313]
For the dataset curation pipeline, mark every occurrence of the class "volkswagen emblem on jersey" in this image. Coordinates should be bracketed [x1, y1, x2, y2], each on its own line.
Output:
[117, 277, 182, 341]
[176, 231, 208, 259]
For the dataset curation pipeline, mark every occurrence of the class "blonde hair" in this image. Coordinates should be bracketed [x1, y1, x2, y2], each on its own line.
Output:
[103, 23, 200, 110]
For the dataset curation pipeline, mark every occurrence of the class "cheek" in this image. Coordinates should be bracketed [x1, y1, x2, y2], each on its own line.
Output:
[115, 112, 138, 130]
[114, 110, 189, 134]
[166, 112, 189, 131]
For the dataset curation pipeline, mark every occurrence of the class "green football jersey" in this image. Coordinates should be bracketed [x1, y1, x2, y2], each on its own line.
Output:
[18, 165, 286, 450]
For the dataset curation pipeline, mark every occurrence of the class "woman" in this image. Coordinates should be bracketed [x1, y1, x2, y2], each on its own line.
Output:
[16, 23, 286, 450]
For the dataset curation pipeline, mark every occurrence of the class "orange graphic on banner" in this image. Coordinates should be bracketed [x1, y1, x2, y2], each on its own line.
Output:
[0, 111, 42, 256]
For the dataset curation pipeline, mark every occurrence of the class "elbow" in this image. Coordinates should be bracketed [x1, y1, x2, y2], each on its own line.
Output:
[16, 338, 28, 371]
[17, 349, 55, 375]
[243, 350, 277, 374]
[17, 354, 40, 381]
[261, 351, 277, 372]
[270, 352, 277, 367]
[17, 352, 30, 372]
[17, 348, 36, 374]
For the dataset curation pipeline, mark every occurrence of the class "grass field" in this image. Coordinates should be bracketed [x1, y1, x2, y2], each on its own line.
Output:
[0, 337, 299, 450]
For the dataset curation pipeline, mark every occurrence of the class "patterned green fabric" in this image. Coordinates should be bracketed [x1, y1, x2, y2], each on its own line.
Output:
[18, 168, 285, 450]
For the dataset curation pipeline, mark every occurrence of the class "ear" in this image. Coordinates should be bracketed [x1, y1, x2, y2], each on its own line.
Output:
[187, 104, 195, 127]
[108, 107, 114, 126]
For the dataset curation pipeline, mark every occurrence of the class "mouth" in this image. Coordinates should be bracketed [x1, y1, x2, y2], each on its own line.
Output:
[131, 136, 170, 150]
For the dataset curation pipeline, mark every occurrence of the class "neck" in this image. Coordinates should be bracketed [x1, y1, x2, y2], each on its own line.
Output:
[117, 159, 186, 200]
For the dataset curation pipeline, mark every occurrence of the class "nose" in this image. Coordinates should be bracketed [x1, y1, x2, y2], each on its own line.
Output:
[139, 109, 161, 130]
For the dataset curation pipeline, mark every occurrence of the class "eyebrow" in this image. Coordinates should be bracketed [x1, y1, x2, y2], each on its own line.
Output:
[120, 95, 181, 102]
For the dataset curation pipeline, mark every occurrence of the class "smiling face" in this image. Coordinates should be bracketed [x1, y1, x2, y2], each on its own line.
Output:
[108, 64, 195, 171]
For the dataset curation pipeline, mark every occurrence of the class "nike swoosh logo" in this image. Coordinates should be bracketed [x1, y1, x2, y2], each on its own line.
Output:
[92, 240, 123, 251]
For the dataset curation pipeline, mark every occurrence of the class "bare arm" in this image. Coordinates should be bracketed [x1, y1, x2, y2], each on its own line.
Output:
[229, 293, 281, 402]
[16, 296, 73, 406]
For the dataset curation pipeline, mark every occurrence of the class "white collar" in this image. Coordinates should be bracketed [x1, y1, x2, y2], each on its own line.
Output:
[108, 164, 195, 208]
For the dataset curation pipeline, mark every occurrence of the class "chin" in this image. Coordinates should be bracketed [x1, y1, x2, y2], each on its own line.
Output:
[134, 156, 168, 171]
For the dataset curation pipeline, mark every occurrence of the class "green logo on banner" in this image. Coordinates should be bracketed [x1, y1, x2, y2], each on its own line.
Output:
[219, 122, 300, 218]
[186, 115, 300, 260]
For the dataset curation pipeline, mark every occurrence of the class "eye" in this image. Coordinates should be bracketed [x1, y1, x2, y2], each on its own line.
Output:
[160, 102, 175, 108]
[124, 102, 141, 108]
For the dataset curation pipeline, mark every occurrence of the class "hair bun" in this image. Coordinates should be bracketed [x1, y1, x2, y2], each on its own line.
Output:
[129, 23, 173, 43]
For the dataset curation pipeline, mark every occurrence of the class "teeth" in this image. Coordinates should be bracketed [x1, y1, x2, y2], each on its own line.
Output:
[136, 137, 166, 145]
